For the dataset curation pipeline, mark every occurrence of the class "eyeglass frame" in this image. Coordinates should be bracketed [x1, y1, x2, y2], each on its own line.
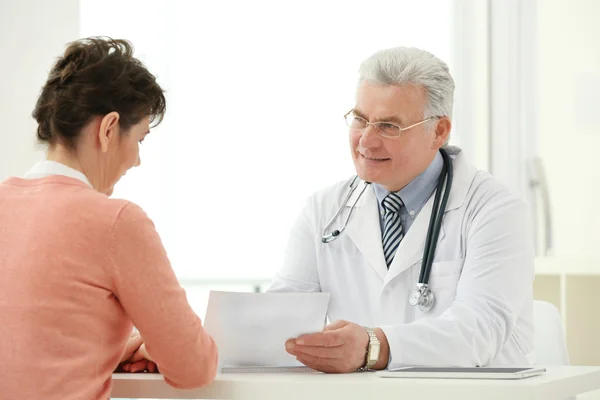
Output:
[344, 109, 438, 138]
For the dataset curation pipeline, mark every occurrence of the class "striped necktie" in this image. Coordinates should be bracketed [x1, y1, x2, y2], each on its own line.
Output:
[382, 192, 405, 268]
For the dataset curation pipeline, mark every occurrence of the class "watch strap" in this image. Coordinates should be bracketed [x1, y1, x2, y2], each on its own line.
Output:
[357, 327, 379, 371]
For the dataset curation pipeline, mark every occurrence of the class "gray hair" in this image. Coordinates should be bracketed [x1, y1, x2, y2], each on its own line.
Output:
[358, 47, 455, 134]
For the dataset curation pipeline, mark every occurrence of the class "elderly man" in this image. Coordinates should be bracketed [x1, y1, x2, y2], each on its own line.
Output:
[269, 46, 534, 373]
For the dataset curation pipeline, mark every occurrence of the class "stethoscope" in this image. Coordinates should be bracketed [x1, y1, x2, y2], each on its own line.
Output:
[321, 148, 453, 312]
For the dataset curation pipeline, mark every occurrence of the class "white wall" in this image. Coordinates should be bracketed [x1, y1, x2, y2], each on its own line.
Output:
[451, 0, 490, 172]
[0, 0, 80, 181]
[537, 0, 600, 259]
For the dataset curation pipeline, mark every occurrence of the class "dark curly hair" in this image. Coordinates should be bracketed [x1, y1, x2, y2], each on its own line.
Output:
[32, 37, 166, 149]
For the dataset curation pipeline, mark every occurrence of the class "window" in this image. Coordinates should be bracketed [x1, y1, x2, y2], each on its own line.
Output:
[80, 0, 454, 283]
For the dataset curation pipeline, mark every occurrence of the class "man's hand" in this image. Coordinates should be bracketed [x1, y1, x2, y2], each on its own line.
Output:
[285, 320, 389, 373]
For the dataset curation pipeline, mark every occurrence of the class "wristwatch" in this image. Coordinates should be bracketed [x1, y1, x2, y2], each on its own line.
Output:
[357, 327, 380, 371]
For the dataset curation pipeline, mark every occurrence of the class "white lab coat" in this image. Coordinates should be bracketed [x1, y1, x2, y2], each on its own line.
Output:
[269, 148, 535, 369]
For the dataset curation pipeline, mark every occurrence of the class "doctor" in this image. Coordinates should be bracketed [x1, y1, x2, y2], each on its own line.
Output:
[272, 46, 535, 372]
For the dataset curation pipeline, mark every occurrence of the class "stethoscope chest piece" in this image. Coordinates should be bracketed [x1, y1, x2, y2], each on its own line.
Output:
[409, 284, 435, 312]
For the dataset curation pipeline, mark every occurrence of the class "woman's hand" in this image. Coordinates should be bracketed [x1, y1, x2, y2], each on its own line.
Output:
[117, 333, 158, 373]
[122, 343, 158, 373]
[119, 332, 144, 364]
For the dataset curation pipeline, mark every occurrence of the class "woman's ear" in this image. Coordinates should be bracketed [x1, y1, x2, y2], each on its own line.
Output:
[98, 112, 121, 152]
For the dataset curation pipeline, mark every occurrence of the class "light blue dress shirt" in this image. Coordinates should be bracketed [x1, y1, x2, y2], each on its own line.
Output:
[373, 151, 444, 235]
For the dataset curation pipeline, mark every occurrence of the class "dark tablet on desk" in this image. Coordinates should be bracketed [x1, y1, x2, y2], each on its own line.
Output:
[378, 366, 546, 380]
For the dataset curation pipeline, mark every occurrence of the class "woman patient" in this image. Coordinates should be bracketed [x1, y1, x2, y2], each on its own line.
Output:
[0, 37, 217, 399]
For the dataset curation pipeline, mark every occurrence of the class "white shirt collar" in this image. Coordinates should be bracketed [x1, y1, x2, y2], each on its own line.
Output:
[24, 160, 92, 187]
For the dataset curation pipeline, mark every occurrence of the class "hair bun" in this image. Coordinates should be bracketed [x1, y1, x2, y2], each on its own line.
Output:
[57, 44, 89, 85]
[32, 36, 166, 150]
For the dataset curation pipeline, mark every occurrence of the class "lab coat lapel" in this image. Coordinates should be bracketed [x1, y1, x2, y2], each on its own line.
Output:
[344, 148, 476, 286]
[345, 185, 388, 281]
[383, 148, 474, 286]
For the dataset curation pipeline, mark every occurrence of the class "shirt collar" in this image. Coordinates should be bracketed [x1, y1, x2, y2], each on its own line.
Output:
[373, 150, 444, 218]
[24, 160, 92, 187]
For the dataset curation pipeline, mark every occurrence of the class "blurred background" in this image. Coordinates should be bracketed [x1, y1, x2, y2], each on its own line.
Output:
[1, 0, 599, 367]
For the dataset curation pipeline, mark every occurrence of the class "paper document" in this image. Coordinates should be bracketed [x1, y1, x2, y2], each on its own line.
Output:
[204, 291, 330, 368]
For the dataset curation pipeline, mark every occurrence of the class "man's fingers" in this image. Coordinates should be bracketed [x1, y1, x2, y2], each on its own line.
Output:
[295, 354, 334, 368]
[295, 355, 341, 373]
[296, 354, 356, 374]
[287, 343, 345, 359]
[295, 330, 344, 347]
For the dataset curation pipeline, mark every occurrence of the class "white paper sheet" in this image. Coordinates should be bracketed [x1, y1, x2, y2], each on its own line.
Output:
[203, 291, 330, 367]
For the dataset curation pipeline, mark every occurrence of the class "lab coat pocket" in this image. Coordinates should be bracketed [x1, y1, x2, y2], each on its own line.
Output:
[429, 259, 465, 279]
[418, 259, 465, 318]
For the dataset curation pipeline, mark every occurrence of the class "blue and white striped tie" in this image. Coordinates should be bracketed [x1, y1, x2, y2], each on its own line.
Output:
[382, 193, 405, 268]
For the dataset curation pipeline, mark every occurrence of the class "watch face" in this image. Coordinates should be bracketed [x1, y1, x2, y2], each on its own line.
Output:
[370, 344, 380, 362]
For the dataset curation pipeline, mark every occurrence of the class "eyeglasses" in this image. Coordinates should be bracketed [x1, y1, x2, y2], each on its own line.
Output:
[344, 109, 434, 138]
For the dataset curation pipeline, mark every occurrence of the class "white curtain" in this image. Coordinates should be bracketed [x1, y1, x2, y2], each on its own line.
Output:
[80, 0, 454, 281]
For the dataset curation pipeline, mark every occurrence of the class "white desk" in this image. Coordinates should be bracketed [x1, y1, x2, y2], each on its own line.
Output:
[112, 366, 600, 400]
